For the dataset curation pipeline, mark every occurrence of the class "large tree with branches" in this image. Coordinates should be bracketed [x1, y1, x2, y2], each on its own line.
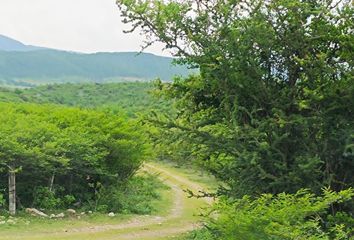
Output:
[117, 0, 354, 197]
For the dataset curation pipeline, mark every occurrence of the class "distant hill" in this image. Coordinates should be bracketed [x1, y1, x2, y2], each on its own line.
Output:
[0, 35, 192, 86]
[0, 35, 45, 52]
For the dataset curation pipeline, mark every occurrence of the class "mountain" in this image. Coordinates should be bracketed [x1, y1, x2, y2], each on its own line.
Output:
[0, 35, 45, 52]
[0, 35, 192, 86]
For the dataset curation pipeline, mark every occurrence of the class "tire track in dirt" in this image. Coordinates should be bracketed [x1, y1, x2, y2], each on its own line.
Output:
[45, 162, 212, 239]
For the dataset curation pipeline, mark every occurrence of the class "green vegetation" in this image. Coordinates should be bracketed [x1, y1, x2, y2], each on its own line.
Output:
[118, 0, 354, 238]
[0, 82, 178, 222]
[0, 82, 172, 116]
[0, 102, 148, 215]
[179, 189, 354, 240]
[211, 189, 354, 240]
[0, 161, 210, 240]
[0, 50, 191, 86]
[99, 173, 169, 214]
[0, 0, 352, 239]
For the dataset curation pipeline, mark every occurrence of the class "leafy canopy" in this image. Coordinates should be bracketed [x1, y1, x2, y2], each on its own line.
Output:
[117, 0, 354, 196]
[0, 102, 148, 208]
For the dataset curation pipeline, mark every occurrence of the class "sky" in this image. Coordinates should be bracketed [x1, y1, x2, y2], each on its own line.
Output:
[0, 0, 168, 56]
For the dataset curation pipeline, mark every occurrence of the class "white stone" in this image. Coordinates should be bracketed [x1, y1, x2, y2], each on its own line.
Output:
[67, 209, 76, 214]
[6, 219, 15, 224]
[108, 212, 115, 217]
[25, 208, 48, 218]
[56, 213, 65, 218]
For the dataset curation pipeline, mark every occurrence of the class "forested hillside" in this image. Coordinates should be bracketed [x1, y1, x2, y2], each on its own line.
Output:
[0, 0, 353, 239]
[0, 34, 191, 87]
[0, 82, 171, 116]
[0, 50, 190, 86]
[0, 35, 45, 51]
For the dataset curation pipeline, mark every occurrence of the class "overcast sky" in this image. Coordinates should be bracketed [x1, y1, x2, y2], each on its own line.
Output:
[0, 0, 167, 56]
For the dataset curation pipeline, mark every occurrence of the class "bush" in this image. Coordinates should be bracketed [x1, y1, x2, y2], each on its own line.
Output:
[198, 188, 354, 240]
[0, 193, 4, 207]
[0, 102, 148, 211]
[32, 187, 61, 210]
[62, 194, 76, 207]
[182, 229, 214, 240]
[28, 175, 167, 213]
[99, 174, 169, 214]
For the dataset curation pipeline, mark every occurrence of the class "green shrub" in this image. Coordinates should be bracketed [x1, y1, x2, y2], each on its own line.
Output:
[0, 193, 4, 207]
[182, 229, 214, 240]
[198, 188, 354, 240]
[96, 204, 109, 212]
[32, 187, 60, 210]
[99, 174, 168, 214]
[0, 102, 148, 210]
[62, 194, 76, 207]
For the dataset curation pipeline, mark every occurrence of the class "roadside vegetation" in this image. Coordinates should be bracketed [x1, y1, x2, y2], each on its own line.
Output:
[0, 162, 212, 240]
[117, 0, 354, 239]
[0, 102, 158, 216]
[0, 0, 352, 239]
[0, 81, 208, 239]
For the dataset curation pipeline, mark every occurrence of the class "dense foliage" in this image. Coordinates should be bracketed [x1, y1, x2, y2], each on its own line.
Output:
[99, 174, 169, 214]
[0, 82, 172, 117]
[117, 0, 354, 238]
[118, 0, 354, 195]
[0, 102, 148, 211]
[183, 188, 354, 240]
[0, 1, 352, 239]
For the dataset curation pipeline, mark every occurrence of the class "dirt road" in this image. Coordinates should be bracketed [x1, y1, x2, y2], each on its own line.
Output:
[1, 162, 213, 240]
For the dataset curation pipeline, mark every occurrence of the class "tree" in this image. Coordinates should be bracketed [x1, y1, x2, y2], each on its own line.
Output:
[0, 106, 53, 214]
[117, 0, 354, 196]
[0, 103, 148, 214]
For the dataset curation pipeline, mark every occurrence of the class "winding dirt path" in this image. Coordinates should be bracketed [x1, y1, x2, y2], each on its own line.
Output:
[4, 162, 213, 240]
[62, 162, 212, 239]
[107, 163, 213, 239]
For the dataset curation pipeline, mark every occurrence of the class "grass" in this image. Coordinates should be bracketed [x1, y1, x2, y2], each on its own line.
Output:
[0, 175, 174, 239]
[0, 161, 216, 240]
[148, 160, 220, 191]
[0, 214, 130, 236]
[0, 188, 175, 240]
[24, 195, 204, 240]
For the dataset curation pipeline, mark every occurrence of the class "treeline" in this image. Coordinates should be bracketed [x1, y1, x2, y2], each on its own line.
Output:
[0, 102, 148, 214]
[0, 50, 190, 86]
[0, 82, 172, 117]
[118, 0, 354, 239]
[0, 82, 173, 216]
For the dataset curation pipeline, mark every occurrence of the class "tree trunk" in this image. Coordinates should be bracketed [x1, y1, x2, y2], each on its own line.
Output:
[8, 170, 16, 215]
[49, 172, 55, 192]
